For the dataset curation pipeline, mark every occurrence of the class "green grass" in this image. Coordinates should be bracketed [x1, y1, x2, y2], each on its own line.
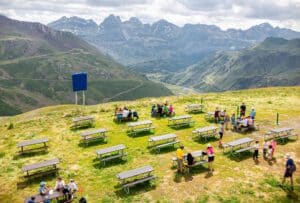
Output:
[0, 86, 299, 202]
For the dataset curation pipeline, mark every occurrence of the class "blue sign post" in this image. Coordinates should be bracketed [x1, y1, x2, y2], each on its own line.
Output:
[72, 72, 87, 105]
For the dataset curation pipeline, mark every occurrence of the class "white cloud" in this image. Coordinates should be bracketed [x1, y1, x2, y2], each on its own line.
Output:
[0, 0, 299, 31]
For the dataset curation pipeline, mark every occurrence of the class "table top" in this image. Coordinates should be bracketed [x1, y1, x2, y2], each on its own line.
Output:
[186, 104, 203, 108]
[72, 115, 95, 122]
[149, 133, 177, 142]
[81, 128, 107, 137]
[96, 144, 125, 155]
[22, 158, 59, 172]
[190, 150, 204, 158]
[194, 126, 218, 133]
[25, 190, 63, 202]
[17, 137, 49, 147]
[169, 115, 192, 120]
[225, 137, 254, 147]
[116, 165, 153, 180]
[127, 120, 152, 127]
[270, 127, 294, 133]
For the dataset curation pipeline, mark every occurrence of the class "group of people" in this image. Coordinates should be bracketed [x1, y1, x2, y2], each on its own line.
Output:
[176, 144, 215, 174]
[28, 177, 78, 203]
[151, 102, 175, 117]
[114, 106, 139, 121]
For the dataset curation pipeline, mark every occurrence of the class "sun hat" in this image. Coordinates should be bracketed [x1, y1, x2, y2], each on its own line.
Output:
[252, 107, 254, 110]
[285, 153, 291, 159]
[40, 181, 46, 186]
[207, 143, 212, 148]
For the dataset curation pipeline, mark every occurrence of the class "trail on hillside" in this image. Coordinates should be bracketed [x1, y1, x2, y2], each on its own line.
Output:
[102, 80, 144, 103]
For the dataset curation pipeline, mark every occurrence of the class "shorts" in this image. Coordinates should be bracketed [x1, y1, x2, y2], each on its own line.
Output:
[208, 156, 214, 162]
[284, 169, 293, 177]
[219, 132, 223, 139]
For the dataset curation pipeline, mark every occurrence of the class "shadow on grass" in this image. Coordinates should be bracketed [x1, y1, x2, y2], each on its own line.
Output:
[13, 150, 49, 160]
[127, 131, 155, 138]
[276, 138, 298, 145]
[192, 136, 219, 144]
[168, 125, 193, 130]
[17, 171, 58, 189]
[173, 165, 209, 183]
[114, 181, 156, 197]
[148, 146, 178, 155]
[70, 124, 95, 132]
[227, 152, 253, 162]
[78, 139, 107, 148]
[92, 157, 127, 169]
[113, 118, 138, 124]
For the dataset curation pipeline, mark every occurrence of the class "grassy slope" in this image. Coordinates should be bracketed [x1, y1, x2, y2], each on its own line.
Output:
[0, 86, 299, 202]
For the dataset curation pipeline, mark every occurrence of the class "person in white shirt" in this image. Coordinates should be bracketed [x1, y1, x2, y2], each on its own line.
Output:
[122, 109, 129, 118]
[54, 177, 65, 191]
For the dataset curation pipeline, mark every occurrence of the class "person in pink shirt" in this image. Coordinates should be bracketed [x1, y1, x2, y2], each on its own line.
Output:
[206, 144, 214, 173]
[271, 139, 277, 157]
[169, 105, 174, 116]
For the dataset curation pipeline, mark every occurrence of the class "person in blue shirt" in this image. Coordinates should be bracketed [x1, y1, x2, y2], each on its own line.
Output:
[250, 107, 256, 119]
[27, 196, 35, 203]
[39, 182, 50, 203]
[282, 154, 296, 190]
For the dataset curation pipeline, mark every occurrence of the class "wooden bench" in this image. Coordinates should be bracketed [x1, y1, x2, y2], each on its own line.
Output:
[24, 190, 64, 203]
[223, 137, 254, 156]
[192, 126, 218, 142]
[96, 144, 127, 166]
[266, 128, 298, 143]
[81, 128, 107, 145]
[172, 150, 205, 167]
[17, 137, 49, 154]
[127, 120, 155, 136]
[72, 116, 95, 129]
[116, 165, 155, 194]
[234, 146, 255, 156]
[185, 160, 208, 174]
[185, 104, 204, 113]
[148, 133, 180, 153]
[168, 115, 195, 129]
[22, 158, 59, 178]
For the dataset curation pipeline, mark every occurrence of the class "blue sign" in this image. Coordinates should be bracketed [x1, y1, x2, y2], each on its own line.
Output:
[72, 72, 87, 92]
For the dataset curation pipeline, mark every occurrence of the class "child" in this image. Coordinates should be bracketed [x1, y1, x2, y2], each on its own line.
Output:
[253, 140, 259, 161]
[224, 114, 230, 130]
[219, 122, 225, 139]
[218, 138, 223, 148]
[263, 140, 268, 159]
[268, 145, 273, 161]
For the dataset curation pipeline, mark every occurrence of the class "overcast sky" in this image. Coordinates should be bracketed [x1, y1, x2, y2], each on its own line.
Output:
[0, 0, 300, 31]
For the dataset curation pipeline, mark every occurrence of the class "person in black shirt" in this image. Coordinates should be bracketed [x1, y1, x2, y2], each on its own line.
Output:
[187, 153, 194, 166]
[240, 103, 246, 117]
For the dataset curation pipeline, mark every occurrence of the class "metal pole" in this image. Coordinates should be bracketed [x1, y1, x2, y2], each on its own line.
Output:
[75, 92, 78, 105]
[83, 91, 85, 105]
[236, 105, 239, 118]
[276, 112, 279, 125]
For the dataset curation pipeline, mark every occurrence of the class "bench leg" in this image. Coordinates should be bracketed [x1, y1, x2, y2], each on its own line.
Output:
[124, 186, 130, 194]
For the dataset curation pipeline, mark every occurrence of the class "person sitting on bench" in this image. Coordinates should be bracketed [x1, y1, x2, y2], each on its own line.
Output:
[54, 177, 65, 191]
[186, 153, 195, 166]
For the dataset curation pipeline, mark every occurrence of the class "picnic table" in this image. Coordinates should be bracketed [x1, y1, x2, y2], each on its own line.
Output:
[223, 137, 254, 156]
[17, 137, 49, 154]
[81, 128, 107, 145]
[116, 165, 156, 194]
[265, 127, 298, 142]
[127, 120, 155, 136]
[22, 158, 59, 177]
[185, 104, 204, 113]
[24, 190, 63, 203]
[192, 126, 218, 141]
[204, 112, 214, 120]
[148, 133, 180, 153]
[96, 144, 127, 166]
[168, 115, 195, 128]
[172, 150, 207, 174]
[72, 115, 95, 129]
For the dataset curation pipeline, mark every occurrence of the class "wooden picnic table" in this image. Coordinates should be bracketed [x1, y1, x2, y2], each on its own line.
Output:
[81, 128, 107, 145]
[148, 133, 180, 153]
[127, 120, 155, 136]
[265, 127, 297, 142]
[116, 165, 156, 194]
[22, 158, 59, 177]
[96, 144, 126, 165]
[185, 104, 204, 113]
[192, 126, 218, 141]
[72, 115, 95, 129]
[223, 137, 254, 155]
[168, 115, 195, 128]
[24, 190, 63, 203]
[17, 137, 49, 153]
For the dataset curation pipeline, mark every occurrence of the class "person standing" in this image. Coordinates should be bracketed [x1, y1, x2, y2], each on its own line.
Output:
[253, 141, 259, 161]
[263, 140, 268, 159]
[214, 107, 220, 123]
[250, 107, 256, 119]
[271, 139, 277, 157]
[282, 154, 296, 190]
[176, 145, 184, 173]
[219, 122, 225, 139]
[207, 144, 215, 173]
[240, 103, 246, 117]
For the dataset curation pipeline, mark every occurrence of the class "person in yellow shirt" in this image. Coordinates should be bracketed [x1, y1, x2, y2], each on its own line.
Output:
[176, 145, 184, 173]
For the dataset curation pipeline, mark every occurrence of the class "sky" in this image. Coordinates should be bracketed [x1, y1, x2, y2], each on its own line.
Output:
[0, 0, 300, 31]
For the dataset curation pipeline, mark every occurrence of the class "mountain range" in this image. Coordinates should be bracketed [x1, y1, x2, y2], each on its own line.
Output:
[48, 15, 300, 73]
[0, 15, 171, 116]
[166, 37, 300, 92]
